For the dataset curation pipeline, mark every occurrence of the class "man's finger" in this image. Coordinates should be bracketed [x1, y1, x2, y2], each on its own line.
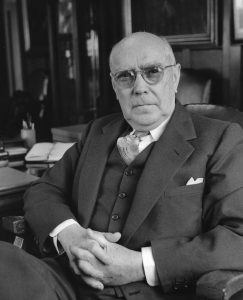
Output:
[71, 240, 110, 266]
[103, 232, 121, 243]
[85, 244, 110, 265]
[71, 245, 110, 267]
[70, 246, 94, 261]
[79, 272, 104, 290]
[69, 259, 81, 275]
[78, 259, 103, 280]
[86, 229, 107, 248]
[87, 229, 121, 245]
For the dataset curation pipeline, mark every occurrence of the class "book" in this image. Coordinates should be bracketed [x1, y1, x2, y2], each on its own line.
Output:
[5, 146, 28, 156]
[25, 163, 53, 177]
[2, 216, 25, 234]
[25, 142, 75, 162]
[25, 162, 54, 168]
[4, 145, 28, 168]
[8, 160, 25, 168]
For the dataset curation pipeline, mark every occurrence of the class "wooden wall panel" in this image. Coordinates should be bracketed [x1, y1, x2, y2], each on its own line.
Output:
[173, 0, 243, 110]
[0, 0, 8, 100]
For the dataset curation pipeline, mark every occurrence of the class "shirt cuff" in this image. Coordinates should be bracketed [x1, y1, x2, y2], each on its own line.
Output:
[141, 246, 160, 286]
[49, 219, 78, 254]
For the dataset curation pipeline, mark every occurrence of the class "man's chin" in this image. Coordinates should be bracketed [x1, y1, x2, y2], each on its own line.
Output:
[128, 115, 162, 130]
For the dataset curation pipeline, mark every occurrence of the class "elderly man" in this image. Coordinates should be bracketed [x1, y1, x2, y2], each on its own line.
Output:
[2, 31, 243, 300]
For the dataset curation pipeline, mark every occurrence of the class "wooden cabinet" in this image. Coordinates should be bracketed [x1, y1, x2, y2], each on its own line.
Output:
[48, 0, 123, 127]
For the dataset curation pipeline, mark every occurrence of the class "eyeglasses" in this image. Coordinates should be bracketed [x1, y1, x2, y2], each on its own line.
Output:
[110, 64, 176, 88]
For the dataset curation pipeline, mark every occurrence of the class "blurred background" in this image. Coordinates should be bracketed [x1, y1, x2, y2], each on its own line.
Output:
[0, 0, 242, 141]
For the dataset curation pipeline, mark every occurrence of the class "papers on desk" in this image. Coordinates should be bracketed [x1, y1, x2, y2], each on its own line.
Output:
[25, 142, 75, 163]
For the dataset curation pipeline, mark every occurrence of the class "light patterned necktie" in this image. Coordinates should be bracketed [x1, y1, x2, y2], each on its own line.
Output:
[117, 130, 150, 165]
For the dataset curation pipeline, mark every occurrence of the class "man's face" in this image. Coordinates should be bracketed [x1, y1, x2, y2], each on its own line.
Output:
[110, 37, 180, 131]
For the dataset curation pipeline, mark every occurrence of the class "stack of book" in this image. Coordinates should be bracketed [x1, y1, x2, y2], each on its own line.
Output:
[5, 145, 28, 168]
[24, 142, 74, 176]
[2, 137, 28, 168]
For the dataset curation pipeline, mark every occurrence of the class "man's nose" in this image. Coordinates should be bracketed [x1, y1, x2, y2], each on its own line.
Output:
[133, 73, 149, 94]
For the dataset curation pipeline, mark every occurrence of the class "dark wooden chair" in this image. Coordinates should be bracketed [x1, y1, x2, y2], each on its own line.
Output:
[184, 103, 243, 300]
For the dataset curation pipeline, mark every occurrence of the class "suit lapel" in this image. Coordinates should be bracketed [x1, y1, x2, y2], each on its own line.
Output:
[77, 116, 127, 227]
[121, 103, 197, 245]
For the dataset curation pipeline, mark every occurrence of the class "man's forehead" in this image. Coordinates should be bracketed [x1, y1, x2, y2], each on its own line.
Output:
[110, 33, 174, 71]
[111, 45, 169, 72]
[115, 35, 163, 56]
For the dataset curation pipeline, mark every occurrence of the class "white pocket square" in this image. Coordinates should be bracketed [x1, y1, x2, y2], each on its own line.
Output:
[186, 177, 204, 185]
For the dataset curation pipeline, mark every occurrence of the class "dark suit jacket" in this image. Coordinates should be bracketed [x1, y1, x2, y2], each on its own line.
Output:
[24, 101, 243, 294]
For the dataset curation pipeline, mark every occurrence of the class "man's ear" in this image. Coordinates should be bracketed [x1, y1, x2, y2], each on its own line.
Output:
[111, 77, 119, 101]
[173, 63, 181, 93]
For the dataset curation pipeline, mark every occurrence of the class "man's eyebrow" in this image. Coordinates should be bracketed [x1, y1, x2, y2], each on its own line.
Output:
[113, 62, 163, 73]
[112, 65, 134, 73]
[138, 62, 163, 69]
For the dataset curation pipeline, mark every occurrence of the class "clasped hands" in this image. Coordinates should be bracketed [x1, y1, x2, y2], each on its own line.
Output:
[58, 223, 145, 290]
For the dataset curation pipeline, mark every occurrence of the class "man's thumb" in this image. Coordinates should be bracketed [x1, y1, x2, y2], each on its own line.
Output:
[104, 232, 121, 243]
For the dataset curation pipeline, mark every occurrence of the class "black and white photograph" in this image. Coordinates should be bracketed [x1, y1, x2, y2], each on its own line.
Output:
[1, 1, 243, 300]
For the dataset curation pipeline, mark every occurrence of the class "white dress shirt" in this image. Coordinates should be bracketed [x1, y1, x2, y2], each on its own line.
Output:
[50, 116, 171, 286]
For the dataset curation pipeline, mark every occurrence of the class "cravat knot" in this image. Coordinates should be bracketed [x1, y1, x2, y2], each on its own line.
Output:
[133, 130, 150, 140]
[117, 130, 150, 165]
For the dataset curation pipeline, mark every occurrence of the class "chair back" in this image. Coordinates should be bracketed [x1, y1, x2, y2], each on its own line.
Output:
[185, 103, 243, 129]
[177, 69, 212, 105]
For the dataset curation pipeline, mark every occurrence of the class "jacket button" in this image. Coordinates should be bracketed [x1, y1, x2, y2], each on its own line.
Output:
[111, 214, 120, 221]
[118, 192, 127, 199]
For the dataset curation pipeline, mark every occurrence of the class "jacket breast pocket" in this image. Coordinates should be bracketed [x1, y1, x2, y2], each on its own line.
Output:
[152, 183, 206, 237]
[164, 182, 205, 197]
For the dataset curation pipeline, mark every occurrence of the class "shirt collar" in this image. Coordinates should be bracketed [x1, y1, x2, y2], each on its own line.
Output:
[150, 117, 171, 141]
[130, 116, 171, 141]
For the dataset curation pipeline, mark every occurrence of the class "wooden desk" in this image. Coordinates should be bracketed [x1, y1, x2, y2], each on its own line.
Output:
[0, 167, 38, 216]
[0, 167, 39, 254]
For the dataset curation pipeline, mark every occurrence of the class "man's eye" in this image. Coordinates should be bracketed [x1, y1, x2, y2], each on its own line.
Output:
[146, 67, 161, 75]
[117, 71, 133, 80]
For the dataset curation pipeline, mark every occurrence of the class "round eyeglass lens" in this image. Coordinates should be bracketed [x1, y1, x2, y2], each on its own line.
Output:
[143, 67, 164, 84]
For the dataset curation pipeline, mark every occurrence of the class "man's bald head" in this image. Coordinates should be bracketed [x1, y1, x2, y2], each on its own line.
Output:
[109, 32, 176, 71]
[109, 31, 181, 131]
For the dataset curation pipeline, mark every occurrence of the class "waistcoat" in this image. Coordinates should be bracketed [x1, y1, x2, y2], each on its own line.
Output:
[90, 142, 154, 233]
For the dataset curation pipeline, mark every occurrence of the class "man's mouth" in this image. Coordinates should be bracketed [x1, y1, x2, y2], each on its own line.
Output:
[134, 103, 153, 106]
[133, 104, 155, 108]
